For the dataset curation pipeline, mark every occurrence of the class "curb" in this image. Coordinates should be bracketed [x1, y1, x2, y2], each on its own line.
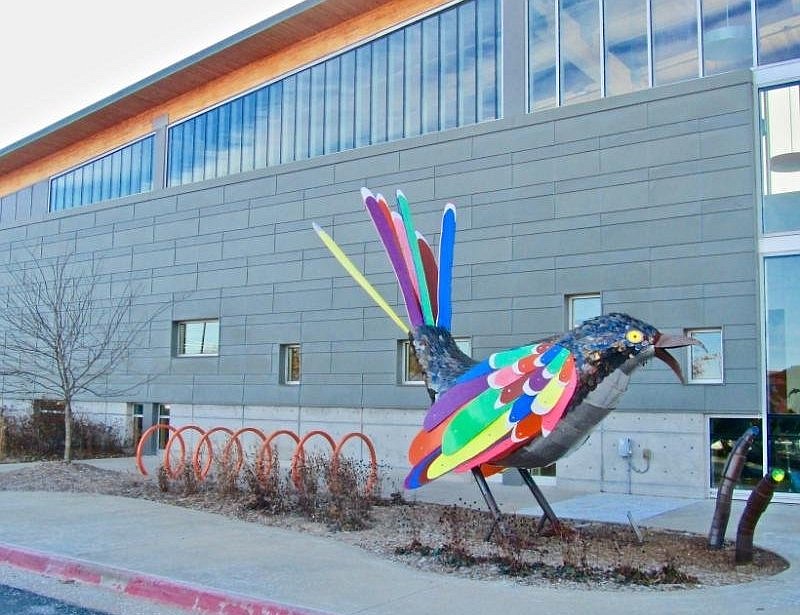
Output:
[0, 542, 331, 615]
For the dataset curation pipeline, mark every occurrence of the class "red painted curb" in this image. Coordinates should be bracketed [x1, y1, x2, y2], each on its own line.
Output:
[0, 542, 331, 615]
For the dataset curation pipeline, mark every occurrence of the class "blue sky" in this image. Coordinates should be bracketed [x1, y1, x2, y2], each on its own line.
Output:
[0, 0, 302, 150]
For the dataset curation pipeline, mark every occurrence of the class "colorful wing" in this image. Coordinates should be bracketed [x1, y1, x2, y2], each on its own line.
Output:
[405, 341, 577, 489]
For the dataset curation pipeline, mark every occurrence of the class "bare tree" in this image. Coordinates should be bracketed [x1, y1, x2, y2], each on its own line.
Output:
[0, 252, 156, 462]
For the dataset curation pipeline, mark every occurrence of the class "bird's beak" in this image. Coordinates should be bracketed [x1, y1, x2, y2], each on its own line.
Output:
[654, 333, 705, 385]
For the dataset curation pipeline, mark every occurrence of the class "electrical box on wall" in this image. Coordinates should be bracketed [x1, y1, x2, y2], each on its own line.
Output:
[618, 437, 632, 458]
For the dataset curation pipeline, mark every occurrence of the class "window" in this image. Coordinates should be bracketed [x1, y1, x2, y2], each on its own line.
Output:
[49, 135, 155, 211]
[401, 337, 472, 385]
[166, 0, 501, 187]
[687, 328, 724, 384]
[175, 319, 219, 356]
[760, 82, 800, 234]
[604, 0, 649, 97]
[282, 344, 301, 384]
[560, 0, 601, 105]
[702, 0, 752, 76]
[567, 293, 602, 329]
[756, 0, 800, 66]
[708, 417, 763, 490]
[651, 0, 699, 86]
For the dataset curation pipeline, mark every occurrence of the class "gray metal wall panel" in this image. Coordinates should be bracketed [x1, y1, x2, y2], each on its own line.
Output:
[0, 71, 760, 421]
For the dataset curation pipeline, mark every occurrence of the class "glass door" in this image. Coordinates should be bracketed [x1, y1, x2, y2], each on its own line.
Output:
[764, 255, 800, 493]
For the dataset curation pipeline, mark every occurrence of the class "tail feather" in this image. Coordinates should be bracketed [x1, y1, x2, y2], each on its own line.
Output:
[362, 189, 423, 327]
[396, 190, 435, 326]
[437, 204, 456, 330]
[416, 232, 439, 323]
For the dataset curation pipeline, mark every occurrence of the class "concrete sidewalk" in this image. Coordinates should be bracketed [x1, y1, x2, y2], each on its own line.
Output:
[0, 459, 798, 615]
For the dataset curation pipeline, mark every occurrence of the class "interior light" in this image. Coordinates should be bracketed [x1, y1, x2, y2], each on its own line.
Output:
[769, 152, 800, 173]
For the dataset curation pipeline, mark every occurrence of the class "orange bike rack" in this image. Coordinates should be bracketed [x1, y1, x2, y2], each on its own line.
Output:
[135, 423, 379, 495]
[163, 424, 208, 479]
[331, 431, 379, 494]
[256, 429, 300, 486]
[135, 424, 182, 476]
[290, 430, 337, 490]
[192, 426, 237, 481]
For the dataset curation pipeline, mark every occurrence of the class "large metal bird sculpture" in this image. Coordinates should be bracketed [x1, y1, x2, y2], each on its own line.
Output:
[315, 188, 701, 531]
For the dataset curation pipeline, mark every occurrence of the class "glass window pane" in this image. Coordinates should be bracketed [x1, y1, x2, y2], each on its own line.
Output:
[340, 50, 356, 150]
[178, 320, 219, 356]
[569, 294, 601, 328]
[355, 46, 372, 147]
[440, 7, 459, 129]
[422, 15, 440, 133]
[709, 417, 763, 489]
[254, 88, 269, 169]
[687, 328, 724, 383]
[324, 56, 341, 153]
[217, 103, 231, 177]
[404, 24, 422, 138]
[760, 83, 800, 234]
[652, 0, 699, 86]
[295, 69, 311, 160]
[229, 97, 243, 175]
[756, 0, 800, 65]
[204, 107, 219, 180]
[281, 75, 297, 163]
[110, 150, 122, 199]
[560, 0, 601, 105]
[283, 344, 301, 384]
[267, 82, 283, 166]
[476, 0, 500, 121]
[168, 122, 182, 186]
[241, 91, 257, 172]
[141, 135, 153, 191]
[192, 114, 207, 182]
[130, 140, 142, 194]
[101, 155, 112, 199]
[528, 0, 558, 111]
[371, 37, 388, 144]
[310, 65, 326, 156]
[458, 1, 478, 125]
[387, 31, 405, 141]
[604, 0, 649, 96]
[180, 119, 194, 186]
[702, 0, 753, 75]
[765, 255, 800, 493]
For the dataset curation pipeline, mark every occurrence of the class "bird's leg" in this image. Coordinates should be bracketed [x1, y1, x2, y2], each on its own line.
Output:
[470, 468, 511, 541]
[517, 468, 561, 534]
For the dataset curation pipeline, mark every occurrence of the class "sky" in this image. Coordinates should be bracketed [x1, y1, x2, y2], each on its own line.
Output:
[0, 0, 304, 150]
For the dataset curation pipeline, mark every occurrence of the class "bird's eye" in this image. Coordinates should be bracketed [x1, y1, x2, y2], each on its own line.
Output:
[626, 329, 644, 344]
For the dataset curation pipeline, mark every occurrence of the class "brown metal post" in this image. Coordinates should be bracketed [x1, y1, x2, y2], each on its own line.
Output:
[735, 469, 785, 565]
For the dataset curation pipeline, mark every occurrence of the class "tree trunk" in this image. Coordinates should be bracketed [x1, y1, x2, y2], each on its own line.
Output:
[63, 399, 72, 463]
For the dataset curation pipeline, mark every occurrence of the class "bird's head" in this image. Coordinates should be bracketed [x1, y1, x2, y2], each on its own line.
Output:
[558, 313, 702, 386]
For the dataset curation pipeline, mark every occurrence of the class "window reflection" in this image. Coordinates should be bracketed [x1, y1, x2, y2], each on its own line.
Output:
[702, 0, 752, 76]
[760, 83, 800, 234]
[604, 0, 649, 96]
[756, 0, 800, 66]
[528, 0, 557, 111]
[652, 0, 699, 86]
[708, 417, 763, 489]
[559, 0, 601, 104]
[765, 255, 800, 493]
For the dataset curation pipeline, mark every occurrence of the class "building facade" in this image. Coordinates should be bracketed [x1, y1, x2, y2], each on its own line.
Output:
[0, 0, 798, 498]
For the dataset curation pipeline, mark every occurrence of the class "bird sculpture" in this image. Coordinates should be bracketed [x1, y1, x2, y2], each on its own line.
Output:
[315, 188, 701, 531]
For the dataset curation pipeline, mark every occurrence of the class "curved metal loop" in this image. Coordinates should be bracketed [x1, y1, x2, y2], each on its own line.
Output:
[221, 427, 267, 478]
[332, 431, 379, 494]
[135, 424, 181, 476]
[164, 424, 207, 479]
[290, 430, 337, 491]
[256, 429, 300, 487]
[192, 426, 236, 481]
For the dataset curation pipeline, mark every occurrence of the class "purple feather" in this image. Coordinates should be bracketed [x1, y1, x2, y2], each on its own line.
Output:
[363, 194, 423, 327]
[423, 376, 489, 431]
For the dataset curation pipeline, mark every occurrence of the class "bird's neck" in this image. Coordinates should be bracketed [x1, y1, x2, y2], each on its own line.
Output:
[411, 325, 476, 397]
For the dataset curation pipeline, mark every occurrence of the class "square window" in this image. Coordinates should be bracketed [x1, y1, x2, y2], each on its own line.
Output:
[708, 417, 762, 490]
[175, 319, 219, 356]
[400, 337, 471, 385]
[687, 328, 724, 384]
[282, 344, 301, 385]
[567, 293, 602, 328]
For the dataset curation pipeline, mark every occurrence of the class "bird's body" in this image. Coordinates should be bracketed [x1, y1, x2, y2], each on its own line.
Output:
[315, 189, 700, 498]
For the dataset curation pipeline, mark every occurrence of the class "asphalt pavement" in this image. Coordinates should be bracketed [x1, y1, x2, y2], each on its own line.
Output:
[0, 458, 798, 615]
